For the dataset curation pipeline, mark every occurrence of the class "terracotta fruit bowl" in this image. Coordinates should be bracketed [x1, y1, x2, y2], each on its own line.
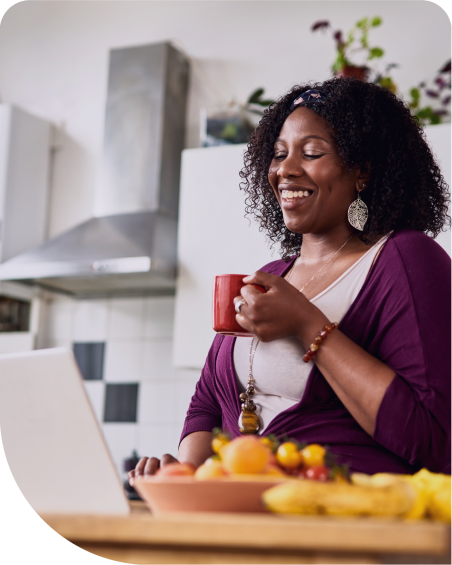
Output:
[133, 476, 289, 515]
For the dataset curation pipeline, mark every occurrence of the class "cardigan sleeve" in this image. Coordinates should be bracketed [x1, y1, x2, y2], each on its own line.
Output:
[371, 233, 451, 473]
[179, 335, 224, 445]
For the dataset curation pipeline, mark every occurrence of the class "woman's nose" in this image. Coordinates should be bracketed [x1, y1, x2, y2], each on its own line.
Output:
[277, 153, 304, 179]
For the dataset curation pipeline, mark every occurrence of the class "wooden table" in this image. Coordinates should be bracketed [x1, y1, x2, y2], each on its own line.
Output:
[40, 502, 451, 564]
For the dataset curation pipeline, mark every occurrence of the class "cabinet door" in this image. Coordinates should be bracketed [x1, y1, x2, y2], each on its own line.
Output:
[0, 105, 51, 263]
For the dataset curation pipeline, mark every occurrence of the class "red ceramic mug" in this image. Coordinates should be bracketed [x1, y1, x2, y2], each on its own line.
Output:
[212, 274, 265, 337]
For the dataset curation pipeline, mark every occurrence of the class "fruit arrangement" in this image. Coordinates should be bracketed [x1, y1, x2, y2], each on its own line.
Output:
[151, 430, 451, 523]
[193, 430, 348, 481]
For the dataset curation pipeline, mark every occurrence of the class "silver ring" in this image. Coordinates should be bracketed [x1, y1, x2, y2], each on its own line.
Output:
[235, 299, 246, 314]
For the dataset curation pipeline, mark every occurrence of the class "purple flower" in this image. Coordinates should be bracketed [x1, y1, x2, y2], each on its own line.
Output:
[312, 21, 330, 32]
[439, 60, 451, 73]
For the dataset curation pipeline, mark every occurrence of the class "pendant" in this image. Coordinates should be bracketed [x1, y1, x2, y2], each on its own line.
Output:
[238, 410, 260, 434]
[348, 196, 368, 231]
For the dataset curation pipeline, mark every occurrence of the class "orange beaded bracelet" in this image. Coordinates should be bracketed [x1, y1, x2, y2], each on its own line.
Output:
[303, 322, 339, 363]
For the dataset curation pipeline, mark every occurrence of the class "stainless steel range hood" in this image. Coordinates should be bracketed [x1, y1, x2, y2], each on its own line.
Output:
[0, 211, 177, 297]
[0, 42, 189, 298]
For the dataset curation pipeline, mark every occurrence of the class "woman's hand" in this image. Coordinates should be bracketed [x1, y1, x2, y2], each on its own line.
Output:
[234, 270, 328, 346]
[128, 454, 178, 485]
[128, 432, 214, 486]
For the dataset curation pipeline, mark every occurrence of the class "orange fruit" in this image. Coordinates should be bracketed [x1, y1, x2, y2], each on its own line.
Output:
[276, 442, 303, 470]
[300, 444, 326, 467]
[221, 436, 271, 474]
[194, 460, 228, 480]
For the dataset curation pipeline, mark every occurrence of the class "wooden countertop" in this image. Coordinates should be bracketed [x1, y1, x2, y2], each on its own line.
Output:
[40, 503, 451, 564]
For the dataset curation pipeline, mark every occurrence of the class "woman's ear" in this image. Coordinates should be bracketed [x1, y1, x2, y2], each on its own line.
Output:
[356, 165, 371, 192]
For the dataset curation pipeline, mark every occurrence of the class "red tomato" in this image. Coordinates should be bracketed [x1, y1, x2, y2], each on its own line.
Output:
[300, 465, 330, 481]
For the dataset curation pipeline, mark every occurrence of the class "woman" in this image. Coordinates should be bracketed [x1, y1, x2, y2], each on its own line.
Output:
[130, 78, 450, 480]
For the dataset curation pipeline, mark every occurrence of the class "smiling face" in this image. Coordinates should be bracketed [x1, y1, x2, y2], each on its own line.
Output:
[268, 106, 361, 236]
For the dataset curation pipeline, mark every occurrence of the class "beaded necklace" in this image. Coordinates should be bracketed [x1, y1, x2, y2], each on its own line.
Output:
[238, 234, 353, 434]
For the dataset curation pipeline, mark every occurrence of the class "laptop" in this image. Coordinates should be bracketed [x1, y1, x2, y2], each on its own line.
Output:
[0, 347, 130, 515]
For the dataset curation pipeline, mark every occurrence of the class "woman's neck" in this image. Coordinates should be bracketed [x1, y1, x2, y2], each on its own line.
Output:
[300, 227, 357, 264]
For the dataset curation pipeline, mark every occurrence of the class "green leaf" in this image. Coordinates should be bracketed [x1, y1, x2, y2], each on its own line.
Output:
[416, 107, 442, 125]
[410, 88, 421, 100]
[379, 77, 396, 92]
[371, 16, 382, 27]
[256, 99, 274, 107]
[431, 114, 442, 124]
[356, 17, 368, 28]
[247, 88, 264, 104]
[416, 107, 434, 119]
[368, 47, 384, 60]
[332, 54, 345, 73]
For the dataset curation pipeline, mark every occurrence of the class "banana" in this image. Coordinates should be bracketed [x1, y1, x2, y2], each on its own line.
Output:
[262, 478, 415, 517]
[409, 469, 451, 522]
[351, 468, 451, 522]
[350, 472, 427, 519]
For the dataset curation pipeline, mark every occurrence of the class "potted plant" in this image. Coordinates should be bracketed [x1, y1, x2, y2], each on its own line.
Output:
[408, 60, 451, 125]
[201, 88, 274, 146]
[312, 17, 390, 84]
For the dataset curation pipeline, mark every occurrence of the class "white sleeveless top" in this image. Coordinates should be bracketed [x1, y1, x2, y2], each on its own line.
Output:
[233, 235, 389, 433]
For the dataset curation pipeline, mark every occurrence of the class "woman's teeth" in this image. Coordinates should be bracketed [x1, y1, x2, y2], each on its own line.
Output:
[281, 190, 310, 199]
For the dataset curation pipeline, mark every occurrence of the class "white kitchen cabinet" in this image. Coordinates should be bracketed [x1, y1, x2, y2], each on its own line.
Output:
[0, 105, 51, 354]
[173, 144, 275, 369]
[173, 126, 451, 369]
[0, 104, 51, 263]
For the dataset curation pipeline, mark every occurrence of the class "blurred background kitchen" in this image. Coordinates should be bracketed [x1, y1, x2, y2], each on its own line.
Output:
[0, 1, 449, 480]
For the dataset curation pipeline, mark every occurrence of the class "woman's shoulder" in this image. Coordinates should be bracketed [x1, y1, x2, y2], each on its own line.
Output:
[372, 229, 450, 301]
[384, 229, 450, 269]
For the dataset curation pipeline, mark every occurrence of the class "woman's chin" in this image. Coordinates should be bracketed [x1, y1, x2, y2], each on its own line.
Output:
[283, 217, 309, 235]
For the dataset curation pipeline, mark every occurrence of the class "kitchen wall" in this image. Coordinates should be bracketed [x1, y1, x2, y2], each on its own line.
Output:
[37, 293, 200, 475]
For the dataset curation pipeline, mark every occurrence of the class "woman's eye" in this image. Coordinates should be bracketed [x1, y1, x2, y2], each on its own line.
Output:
[305, 153, 324, 159]
[273, 153, 286, 160]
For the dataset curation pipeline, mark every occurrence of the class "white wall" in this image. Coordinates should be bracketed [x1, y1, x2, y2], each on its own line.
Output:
[0, 1, 449, 238]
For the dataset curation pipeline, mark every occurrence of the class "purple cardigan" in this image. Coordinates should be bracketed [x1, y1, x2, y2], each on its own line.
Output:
[181, 230, 451, 474]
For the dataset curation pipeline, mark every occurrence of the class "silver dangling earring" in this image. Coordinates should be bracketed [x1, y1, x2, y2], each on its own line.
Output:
[348, 185, 368, 231]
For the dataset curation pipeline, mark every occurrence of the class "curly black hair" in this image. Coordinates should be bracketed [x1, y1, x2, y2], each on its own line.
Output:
[239, 77, 450, 260]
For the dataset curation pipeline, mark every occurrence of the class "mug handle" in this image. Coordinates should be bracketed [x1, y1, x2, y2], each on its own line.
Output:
[251, 284, 266, 293]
